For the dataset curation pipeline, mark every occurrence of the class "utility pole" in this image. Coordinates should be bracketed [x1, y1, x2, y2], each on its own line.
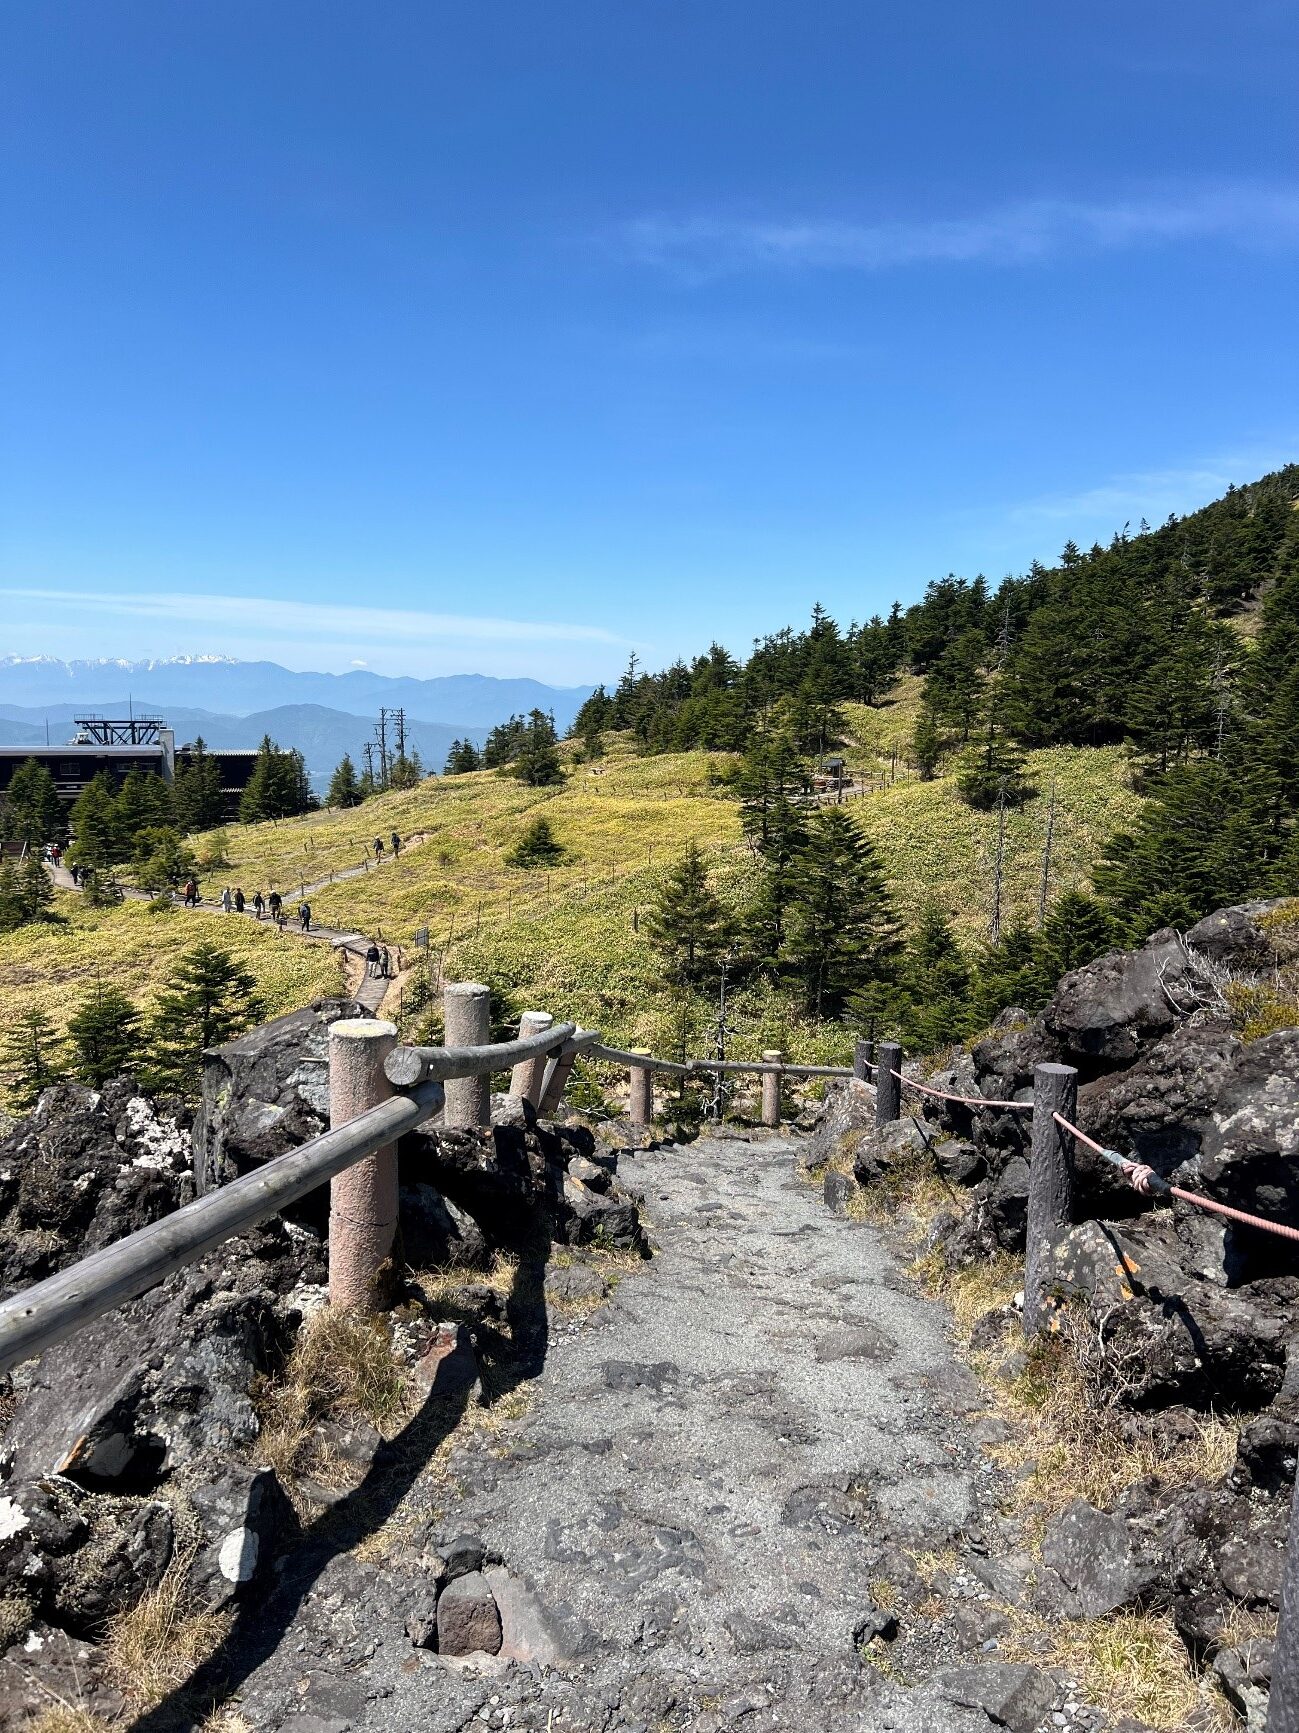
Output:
[375, 709, 390, 791]
[393, 707, 407, 763]
[1038, 778, 1057, 925]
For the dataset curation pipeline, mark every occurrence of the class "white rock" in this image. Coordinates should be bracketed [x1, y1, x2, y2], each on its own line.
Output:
[218, 1525, 260, 1582]
[0, 1496, 30, 1540]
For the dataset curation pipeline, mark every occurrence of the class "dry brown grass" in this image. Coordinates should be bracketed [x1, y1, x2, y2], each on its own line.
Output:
[1004, 1606, 1230, 1731]
[253, 1307, 411, 1488]
[27, 1711, 114, 1733]
[850, 1145, 970, 1238]
[101, 1555, 232, 1712]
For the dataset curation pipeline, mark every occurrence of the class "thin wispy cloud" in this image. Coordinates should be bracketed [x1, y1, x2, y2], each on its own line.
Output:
[0, 588, 629, 649]
[1005, 448, 1297, 529]
[619, 184, 1299, 277]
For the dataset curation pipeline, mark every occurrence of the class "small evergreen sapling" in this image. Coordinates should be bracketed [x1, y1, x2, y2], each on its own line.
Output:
[1, 1009, 67, 1110]
[66, 978, 143, 1087]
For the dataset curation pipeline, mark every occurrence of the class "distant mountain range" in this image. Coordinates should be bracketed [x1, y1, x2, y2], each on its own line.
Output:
[0, 656, 594, 728]
[0, 657, 595, 783]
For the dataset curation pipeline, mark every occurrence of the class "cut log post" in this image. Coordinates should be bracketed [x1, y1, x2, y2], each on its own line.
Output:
[1271, 1482, 1299, 1732]
[853, 1037, 873, 1083]
[538, 1036, 586, 1117]
[875, 1041, 902, 1128]
[443, 981, 491, 1128]
[1024, 1062, 1078, 1336]
[509, 1010, 554, 1105]
[628, 1050, 653, 1126]
[328, 1018, 400, 1312]
[761, 1050, 782, 1127]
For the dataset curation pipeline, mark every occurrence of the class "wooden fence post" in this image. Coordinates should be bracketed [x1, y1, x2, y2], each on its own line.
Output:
[443, 981, 491, 1128]
[629, 1051, 653, 1126]
[1024, 1062, 1078, 1336]
[875, 1040, 902, 1128]
[328, 1018, 400, 1311]
[1270, 1489, 1299, 1731]
[761, 1050, 782, 1127]
[509, 1010, 553, 1105]
[854, 1037, 873, 1083]
[538, 1033, 587, 1118]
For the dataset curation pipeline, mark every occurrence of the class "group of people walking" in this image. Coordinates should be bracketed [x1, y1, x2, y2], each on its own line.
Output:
[178, 882, 311, 929]
[373, 831, 401, 860]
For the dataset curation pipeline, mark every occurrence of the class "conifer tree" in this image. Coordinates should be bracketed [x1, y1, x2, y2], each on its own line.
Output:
[66, 978, 142, 1087]
[506, 815, 567, 868]
[327, 753, 364, 807]
[1, 1009, 67, 1109]
[784, 809, 901, 1018]
[912, 705, 942, 781]
[644, 841, 728, 986]
[70, 773, 124, 866]
[146, 940, 261, 1098]
[19, 854, 53, 923]
[955, 711, 1033, 811]
[888, 905, 973, 1052]
[511, 711, 564, 788]
[173, 738, 226, 832]
[444, 739, 482, 774]
[1034, 892, 1115, 993]
[0, 862, 27, 934]
[969, 920, 1040, 1025]
[2, 759, 64, 848]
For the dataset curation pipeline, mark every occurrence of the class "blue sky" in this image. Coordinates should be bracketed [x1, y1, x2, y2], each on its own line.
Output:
[2, 1, 1296, 683]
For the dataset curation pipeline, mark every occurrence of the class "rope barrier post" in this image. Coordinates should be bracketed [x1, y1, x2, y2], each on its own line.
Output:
[443, 981, 491, 1128]
[328, 1019, 400, 1312]
[509, 1010, 553, 1106]
[629, 1050, 654, 1126]
[1270, 1485, 1299, 1731]
[761, 1050, 782, 1127]
[875, 1041, 902, 1128]
[853, 1038, 873, 1083]
[1024, 1062, 1078, 1336]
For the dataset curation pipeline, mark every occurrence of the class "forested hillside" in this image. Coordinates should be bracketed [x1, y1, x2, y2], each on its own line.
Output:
[1, 467, 1295, 1108]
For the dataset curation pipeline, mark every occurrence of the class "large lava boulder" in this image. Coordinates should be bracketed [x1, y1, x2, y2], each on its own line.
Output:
[1046, 1217, 1286, 1410]
[797, 1077, 874, 1172]
[192, 996, 368, 1209]
[1185, 899, 1299, 970]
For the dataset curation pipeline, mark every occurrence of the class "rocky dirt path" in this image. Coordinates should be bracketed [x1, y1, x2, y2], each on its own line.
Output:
[177, 1132, 1063, 1733]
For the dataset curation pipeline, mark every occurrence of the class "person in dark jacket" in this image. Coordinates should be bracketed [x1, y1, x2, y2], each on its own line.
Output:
[299, 901, 312, 931]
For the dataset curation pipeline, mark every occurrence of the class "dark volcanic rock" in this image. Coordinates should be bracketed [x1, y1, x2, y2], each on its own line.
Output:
[799, 1077, 874, 1173]
[1042, 932, 1198, 1073]
[1077, 1025, 1241, 1191]
[436, 1569, 502, 1656]
[1194, 1029, 1299, 1247]
[0, 1081, 192, 1298]
[193, 997, 367, 1221]
[0, 1478, 173, 1634]
[1186, 898, 1299, 969]
[1047, 1219, 1285, 1409]
[933, 1661, 1056, 1733]
[1041, 1499, 1166, 1616]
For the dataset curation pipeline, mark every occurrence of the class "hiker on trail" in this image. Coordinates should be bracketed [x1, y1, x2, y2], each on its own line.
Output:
[268, 890, 282, 919]
[70, 862, 80, 886]
[299, 901, 311, 931]
[365, 942, 381, 978]
[51, 844, 61, 867]
[390, 831, 400, 858]
[183, 878, 198, 907]
[379, 944, 390, 978]
[221, 887, 233, 913]
[234, 888, 245, 913]
[253, 890, 265, 919]
[374, 836, 384, 860]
